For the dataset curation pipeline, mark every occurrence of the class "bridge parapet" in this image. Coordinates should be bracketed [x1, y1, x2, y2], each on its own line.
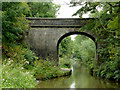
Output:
[26, 17, 95, 28]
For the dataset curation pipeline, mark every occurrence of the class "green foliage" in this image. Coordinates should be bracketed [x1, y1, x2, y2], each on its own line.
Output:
[1, 1, 67, 88]
[2, 2, 29, 43]
[2, 44, 71, 87]
[59, 57, 72, 68]
[2, 59, 36, 88]
[0, 65, 1, 88]
[94, 58, 120, 81]
[34, 59, 70, 80]
[59, 36, 73, 57]
[72, 1, 120, 81]
[2, 2, 60, 43]
[2, 43, 38, 88]
[25, 2, 60, 17]
[73, 35, 95, 68]
[2, 43, 37, 70]
[59, 35, 95, 70]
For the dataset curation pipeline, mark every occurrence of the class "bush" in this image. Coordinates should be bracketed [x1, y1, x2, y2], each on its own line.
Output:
[59, 57, 72, 68]
[2, 43, 38, 88]
[34, 59, 70, 80]
[2, 59, 36, 88]
[93, 59, 120, 81]
[2, 43, 38, 70]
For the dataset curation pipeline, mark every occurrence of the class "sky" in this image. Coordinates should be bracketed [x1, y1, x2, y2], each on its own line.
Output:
[53, 0, 90, 40]
[53, 0, 80, 18]
[53, 0, 90, 18]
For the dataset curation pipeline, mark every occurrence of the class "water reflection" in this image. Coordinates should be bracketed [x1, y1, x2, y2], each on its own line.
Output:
[36, 61, 119, 88]
[70, 81, 75, 88]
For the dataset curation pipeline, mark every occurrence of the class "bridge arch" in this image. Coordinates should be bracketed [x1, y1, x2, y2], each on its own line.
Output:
[57, 31, 97, 64]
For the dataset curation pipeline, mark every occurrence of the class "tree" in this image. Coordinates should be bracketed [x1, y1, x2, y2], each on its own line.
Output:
[2, 2, 60, 43]
[74, 35, 95, 63]
[70, 1, 120, 81]
[2, 2, 29, 43]
[59, 36, 73, 58]
[24, 2, 60, 17]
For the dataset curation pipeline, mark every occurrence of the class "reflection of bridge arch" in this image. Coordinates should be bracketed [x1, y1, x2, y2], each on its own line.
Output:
[26, 18, 98, 64]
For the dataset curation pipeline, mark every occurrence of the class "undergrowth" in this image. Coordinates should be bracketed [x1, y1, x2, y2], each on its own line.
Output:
[2, 44, 71, 88]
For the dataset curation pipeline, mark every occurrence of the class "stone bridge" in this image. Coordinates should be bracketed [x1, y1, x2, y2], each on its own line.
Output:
[25, 17, 98, 64]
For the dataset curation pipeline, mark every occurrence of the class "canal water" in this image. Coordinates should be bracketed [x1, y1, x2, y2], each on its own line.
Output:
[36, 61, 119, 88]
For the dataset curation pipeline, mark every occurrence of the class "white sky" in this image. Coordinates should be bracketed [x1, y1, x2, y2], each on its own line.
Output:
[53, 0, 90, 18]
[53, 0, 90, 40]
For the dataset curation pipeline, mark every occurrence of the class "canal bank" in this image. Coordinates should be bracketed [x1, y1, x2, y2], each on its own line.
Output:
[36, 61, 119, 88]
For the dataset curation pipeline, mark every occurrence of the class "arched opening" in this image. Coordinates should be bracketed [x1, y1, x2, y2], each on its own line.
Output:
[57, 31, 97, 67]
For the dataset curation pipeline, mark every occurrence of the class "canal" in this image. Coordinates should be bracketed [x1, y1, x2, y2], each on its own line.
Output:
[36, 61, 119, 88]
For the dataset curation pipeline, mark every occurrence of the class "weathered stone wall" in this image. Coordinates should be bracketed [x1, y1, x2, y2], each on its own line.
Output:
[25, 18, 97, 64]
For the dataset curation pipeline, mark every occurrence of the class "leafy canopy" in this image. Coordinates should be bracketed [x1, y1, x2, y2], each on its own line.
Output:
[70, 1, 120, 81]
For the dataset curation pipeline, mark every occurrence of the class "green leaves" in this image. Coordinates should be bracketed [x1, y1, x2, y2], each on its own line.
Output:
[72, 1, 120, 81]
[34, 59, 69, 80]
[2, 60, 36, 88]
[2, 2, 29, 43]
[72, 2, 102, 18]
[25, 2, 60, 17]
[108, 16, 119, 30]
[74, 35, 95, 66]
[2, 2, 60, 44]
[59, 36, 73, 57]
[59, 34, 95, 69]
